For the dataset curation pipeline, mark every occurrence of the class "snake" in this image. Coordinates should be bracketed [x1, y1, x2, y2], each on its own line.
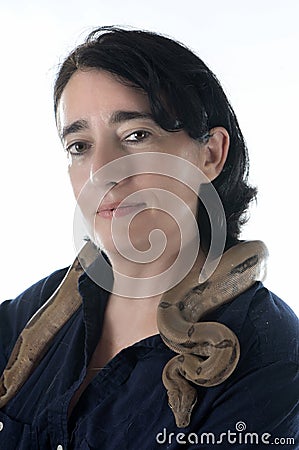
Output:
[157, 239, 268, 427]
[0, 240, 99, 409]
[0, 239, 268, 430]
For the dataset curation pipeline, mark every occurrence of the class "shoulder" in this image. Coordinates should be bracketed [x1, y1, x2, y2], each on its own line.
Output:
[242, 283, 298, 365]
[216, 282, 299, 366]
[0, 267, 69, 364]
[247, 284, 298, 363]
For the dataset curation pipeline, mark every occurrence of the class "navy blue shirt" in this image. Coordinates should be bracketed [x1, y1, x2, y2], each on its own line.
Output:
[0, 265, 298, 449]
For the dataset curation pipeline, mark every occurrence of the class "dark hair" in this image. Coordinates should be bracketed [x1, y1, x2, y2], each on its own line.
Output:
[54, 26, 257, 250]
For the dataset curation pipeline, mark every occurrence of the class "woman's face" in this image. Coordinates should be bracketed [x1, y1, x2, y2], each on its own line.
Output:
[57, 69, 212, 259]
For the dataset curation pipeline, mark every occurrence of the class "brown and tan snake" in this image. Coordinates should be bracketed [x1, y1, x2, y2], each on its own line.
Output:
[0, 240, 99, 409]
[157, 239, 268, 427]
[0, 239, 268, 429]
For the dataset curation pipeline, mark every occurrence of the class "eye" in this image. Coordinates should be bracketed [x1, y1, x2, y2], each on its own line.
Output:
[124, 130, 151, 143]
[65, 141, 91, 155]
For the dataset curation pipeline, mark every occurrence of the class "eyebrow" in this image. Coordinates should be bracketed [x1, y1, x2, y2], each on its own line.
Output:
[60, 119, 89, 141]
[109, 110, 154, 124]
[60, 110, 154, 140]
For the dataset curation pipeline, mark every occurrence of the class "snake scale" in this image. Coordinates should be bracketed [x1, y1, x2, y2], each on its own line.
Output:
[0, 239, 268, 429]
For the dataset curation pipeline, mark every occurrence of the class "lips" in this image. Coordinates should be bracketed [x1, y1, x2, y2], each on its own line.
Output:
[97, 201, 142, 212]
[97, 200, 147, 218]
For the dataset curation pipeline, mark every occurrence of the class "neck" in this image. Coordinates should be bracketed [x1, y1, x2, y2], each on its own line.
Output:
[104, 237, 205, 299]
[95, 241, 206, 356]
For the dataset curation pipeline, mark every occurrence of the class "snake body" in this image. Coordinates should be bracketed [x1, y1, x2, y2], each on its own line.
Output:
[0, 239, 268, 430]
[157, 240, 268, 427]
[0, 241, 98, 408]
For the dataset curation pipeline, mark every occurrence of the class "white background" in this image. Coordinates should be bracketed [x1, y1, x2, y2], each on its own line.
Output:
[0, 0, 298, 315]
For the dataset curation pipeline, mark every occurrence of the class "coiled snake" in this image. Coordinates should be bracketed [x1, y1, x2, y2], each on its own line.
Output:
[0, 240, 268, 428]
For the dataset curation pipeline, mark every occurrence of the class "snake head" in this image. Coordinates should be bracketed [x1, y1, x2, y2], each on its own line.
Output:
[167, 387, 197, 428]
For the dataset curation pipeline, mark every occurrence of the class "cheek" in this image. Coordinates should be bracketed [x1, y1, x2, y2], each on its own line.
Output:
[158, 177, 199, 212]
[68, 165, 90, 200]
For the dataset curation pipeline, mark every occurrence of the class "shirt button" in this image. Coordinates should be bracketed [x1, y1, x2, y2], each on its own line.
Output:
[57, 445, 63, 450]
[0, 421, 3, 431]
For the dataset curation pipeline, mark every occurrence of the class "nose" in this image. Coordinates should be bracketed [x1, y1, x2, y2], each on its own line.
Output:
[76, 142, 132, 217]
[89, 143, 128, 189]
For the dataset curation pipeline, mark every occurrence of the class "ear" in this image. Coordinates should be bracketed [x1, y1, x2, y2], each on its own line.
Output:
[200, 127, 229, 181]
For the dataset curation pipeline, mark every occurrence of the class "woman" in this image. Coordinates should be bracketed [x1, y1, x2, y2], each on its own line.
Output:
[0, 27, 298, 449]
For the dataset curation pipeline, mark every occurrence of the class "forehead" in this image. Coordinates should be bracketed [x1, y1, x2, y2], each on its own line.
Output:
[57, 69, 151, 128]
